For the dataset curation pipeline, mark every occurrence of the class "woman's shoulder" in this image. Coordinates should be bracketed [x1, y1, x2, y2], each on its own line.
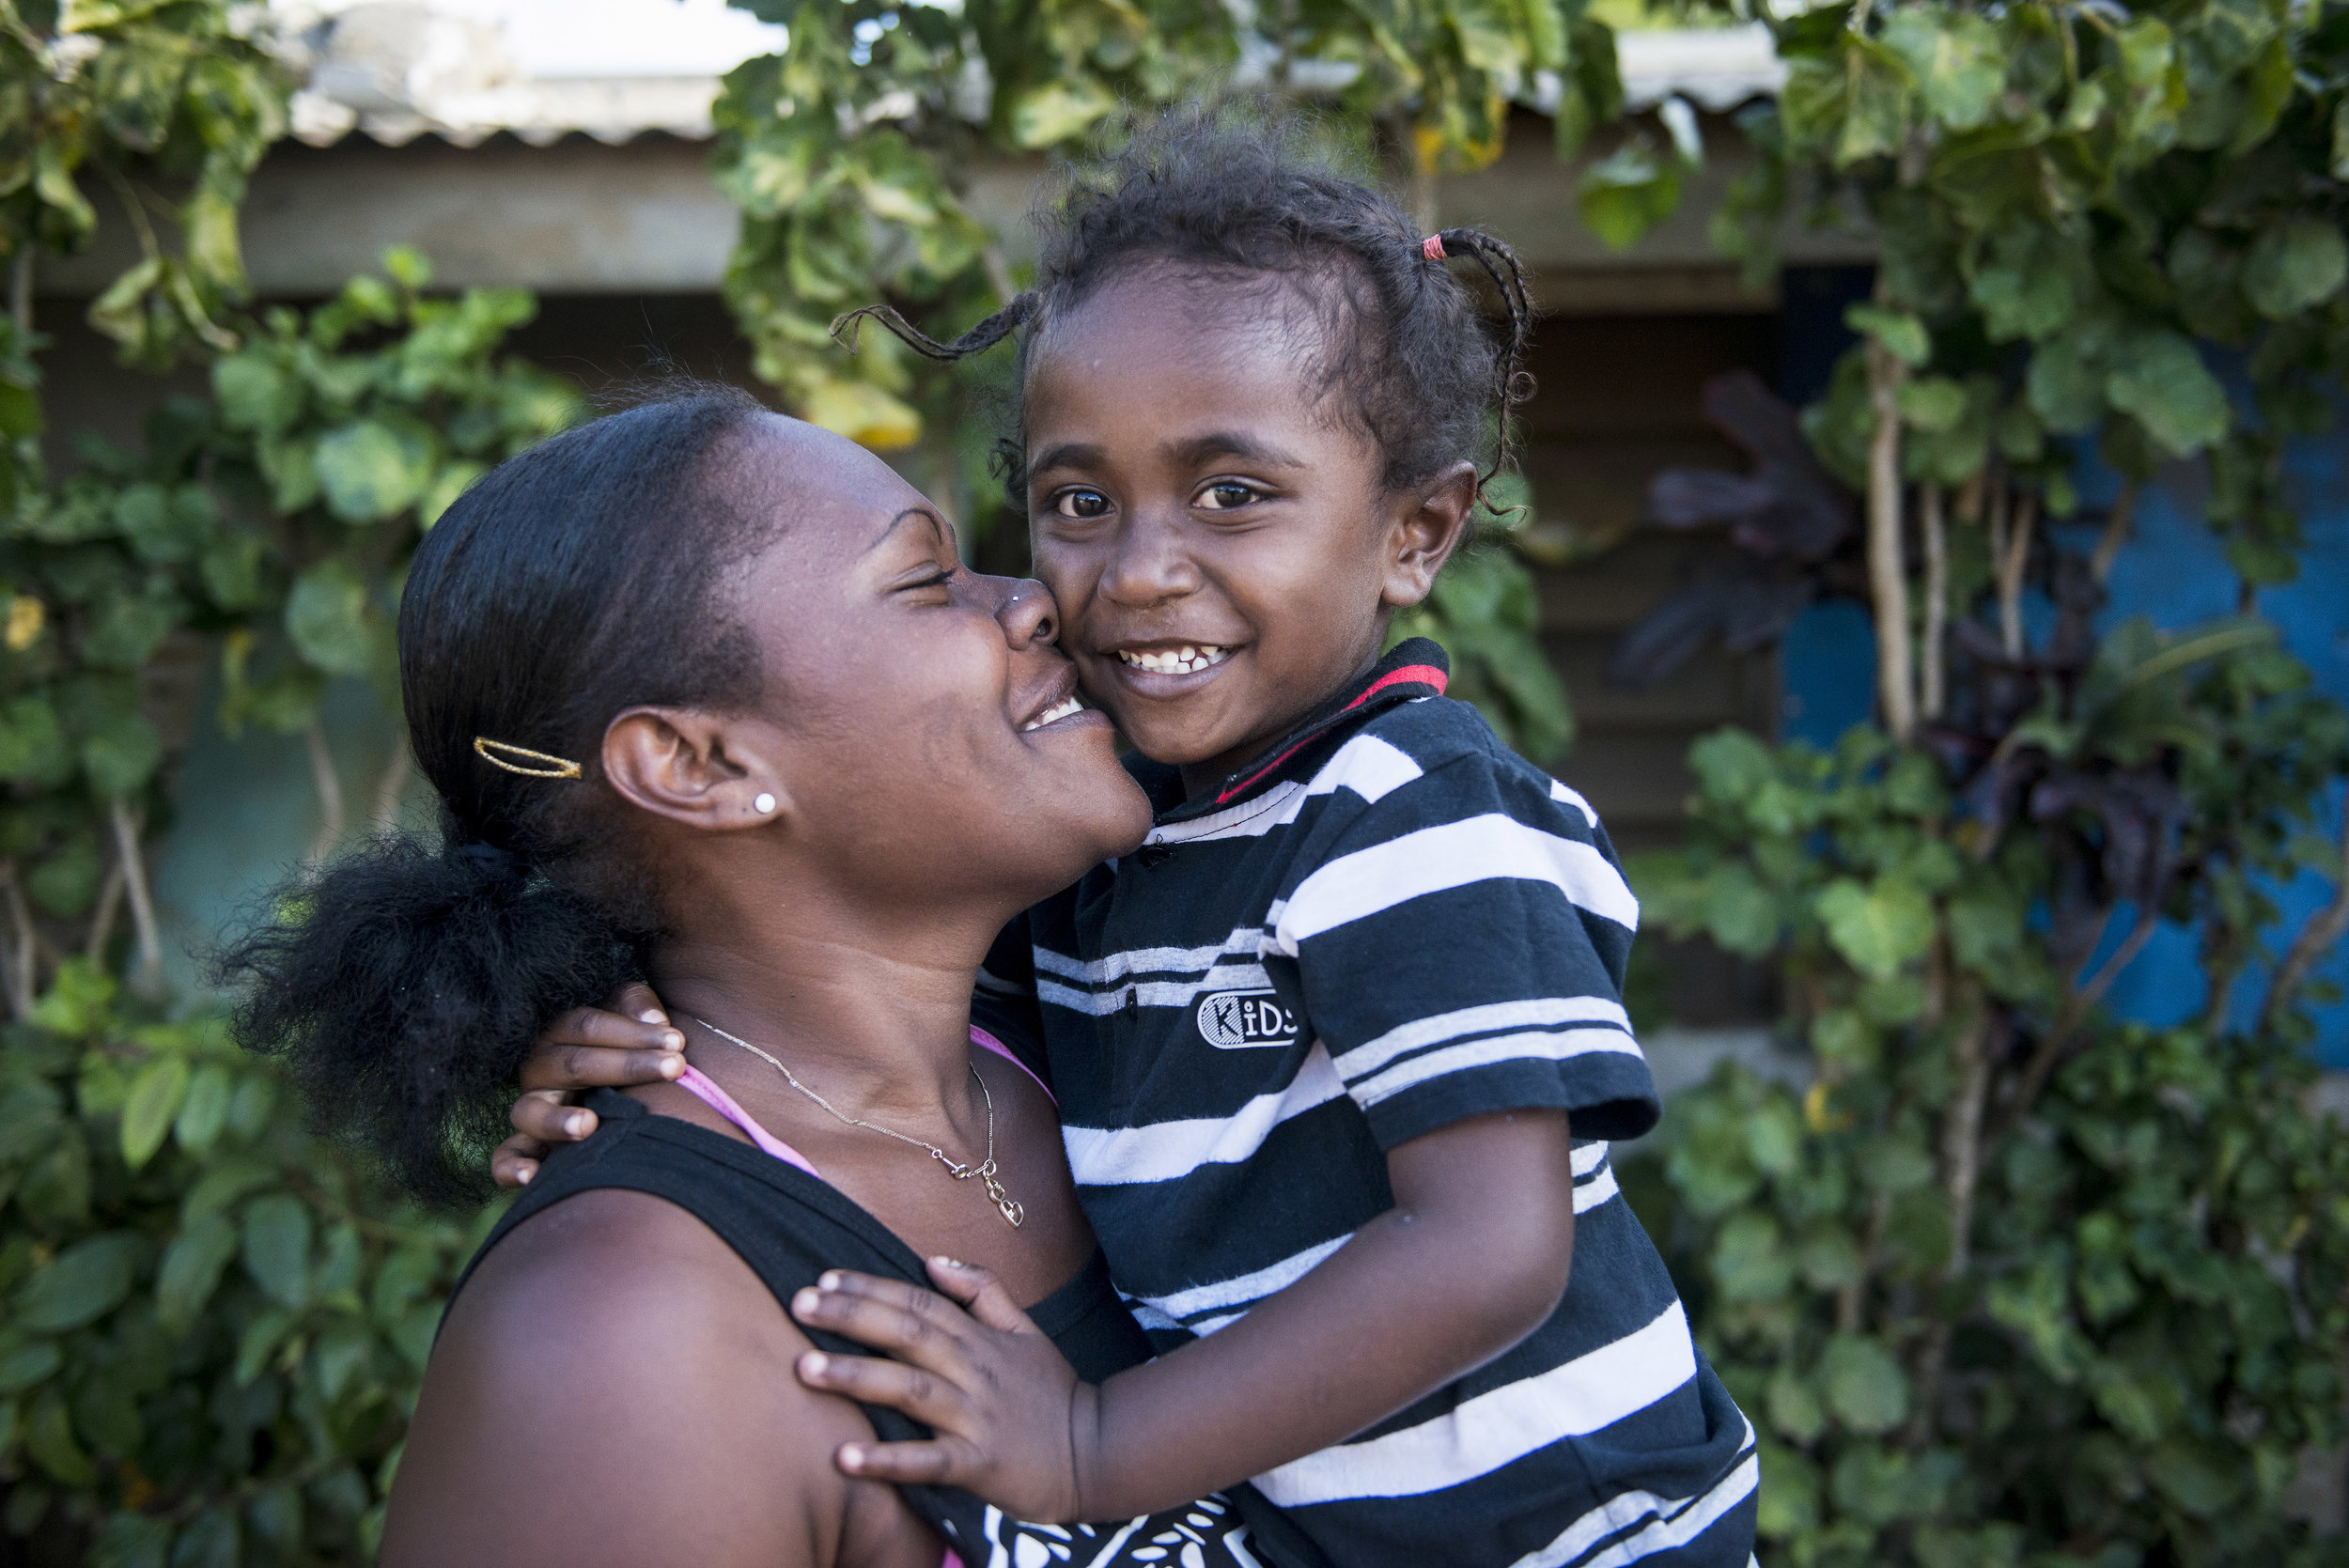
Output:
[385, 1187, 935, 1568]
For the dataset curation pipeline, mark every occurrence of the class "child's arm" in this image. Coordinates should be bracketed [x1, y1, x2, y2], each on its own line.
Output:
[790, 1103, 1578, 1523]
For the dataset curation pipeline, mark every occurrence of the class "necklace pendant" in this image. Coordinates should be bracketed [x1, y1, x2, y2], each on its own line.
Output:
[996, 1197, 1025, 1228]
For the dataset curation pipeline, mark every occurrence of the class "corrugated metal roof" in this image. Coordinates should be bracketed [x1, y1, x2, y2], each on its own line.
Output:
[290, 74, 723, 146]
[284, 4, 1785, 150]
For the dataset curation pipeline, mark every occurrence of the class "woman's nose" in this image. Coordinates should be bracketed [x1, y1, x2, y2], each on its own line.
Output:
[992, 576, 1059, 645]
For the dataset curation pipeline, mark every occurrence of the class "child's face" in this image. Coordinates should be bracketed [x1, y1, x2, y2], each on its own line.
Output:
[1022, 270, 1474, 788]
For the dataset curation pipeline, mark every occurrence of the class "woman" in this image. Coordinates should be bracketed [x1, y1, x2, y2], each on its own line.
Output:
[226, 390, 1292, 1567]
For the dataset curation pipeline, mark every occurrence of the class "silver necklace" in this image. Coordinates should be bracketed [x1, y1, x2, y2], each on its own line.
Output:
[685, 1016, 1025, 1228]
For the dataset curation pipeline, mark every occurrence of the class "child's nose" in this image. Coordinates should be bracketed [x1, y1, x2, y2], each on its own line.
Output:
[1100, 514, 1200, 605]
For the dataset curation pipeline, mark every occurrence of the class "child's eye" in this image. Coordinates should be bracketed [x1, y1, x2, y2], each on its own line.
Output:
[1194, 482, 1262, 511]
[1049, 489, 1112, 520]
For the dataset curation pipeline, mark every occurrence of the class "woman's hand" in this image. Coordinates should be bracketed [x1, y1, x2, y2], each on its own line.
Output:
[790, 1258, 1098, 1524]
[490, 983, 688, 1188]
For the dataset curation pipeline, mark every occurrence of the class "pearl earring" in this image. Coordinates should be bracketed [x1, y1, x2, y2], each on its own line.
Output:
[753, 792, 776, 815]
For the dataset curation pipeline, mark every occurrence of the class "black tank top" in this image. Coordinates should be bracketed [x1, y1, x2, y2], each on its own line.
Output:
[455, 1088, 1330, 1568]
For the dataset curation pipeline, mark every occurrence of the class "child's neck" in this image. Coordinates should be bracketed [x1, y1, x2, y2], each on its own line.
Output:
[1173, 645, 1388, 801]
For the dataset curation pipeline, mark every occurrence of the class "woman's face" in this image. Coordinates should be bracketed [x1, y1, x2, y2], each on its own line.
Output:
[706, 414, 1149, 908]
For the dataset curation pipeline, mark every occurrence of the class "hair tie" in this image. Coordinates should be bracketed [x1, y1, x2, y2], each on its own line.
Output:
[1422, 234, 1448, 262]
[451, 837, 528, 890]
[474, 737, 581, 779]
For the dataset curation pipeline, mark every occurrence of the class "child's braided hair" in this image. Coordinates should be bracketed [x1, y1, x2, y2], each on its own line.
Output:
[834, 112, 1534, 505]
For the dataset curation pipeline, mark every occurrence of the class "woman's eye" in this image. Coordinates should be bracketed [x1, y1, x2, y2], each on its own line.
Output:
[1196, 482, 1260, 511]
[1050, 489, 1112, 520]
[905, 568, 955, 595]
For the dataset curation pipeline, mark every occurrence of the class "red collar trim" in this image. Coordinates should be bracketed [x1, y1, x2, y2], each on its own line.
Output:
[1213, 662, 1449, 804]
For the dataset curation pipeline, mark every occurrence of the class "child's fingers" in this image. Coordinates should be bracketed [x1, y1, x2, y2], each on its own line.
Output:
[795, 1350, 965, 1429]
[609, 982, 670, 1023]
[509, 1088, 597, 1142]
[791, 1281, 975, 1374]
[536, 1001, 686, 1057]
[490, 1132, 547, 1188]
[925, 1257, 1036, 1335]
[833, 1436, 976, 1488]
[519, 1037, 685, 1093]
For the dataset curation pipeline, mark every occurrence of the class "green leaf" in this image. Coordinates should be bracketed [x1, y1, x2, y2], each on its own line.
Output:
[233, 1307, 295, 1388]
[2027, 331, 2104, 434]
[118, 1056, 189, 1171]
[1702, 863, 1780, 956]
[2243, 220, 2348, 319]
[1711, 1210, 1795, 1302]
[1897, 376, 1968, 432]
[1766, 1367, 1827, 1442]
[211, 352, 303, 435]
[1744, 1095, 1803, 1175]
[198, 531, 270, 612]
[800, 378, 922, 451]
[23, 1390, 93, 1487]
[2147, 1438, 2241, 1518]
[418, 459, 485, 528]
[1814, 877, 1935, 980]
[1576, 138, 1684, 252]
[1845, 303, 1930, 366]
[0, 696, 72, 786]
[18, 1233, 142, 1333]
[2105, 330, 2230, 458]
[172, 1063, 233, 1156]
[1821, 1332, 1910, 1434]
[314, 419, 435, 523]
[1835, 40, 1914, 165]
[0, 380, 42, 440]
[80, 711, 162, 799]
[171, 1509, 240, 1568]
[0, 1337, 62, 1396]
[226, 1075, 277, 1142]
[182, 1158, 276, 1225]
[155, 1214, 239, 1335]
[241, 1193, 313, 1309]
[1006, 79, 1118, 148]
[1755, 1441, 1821, 1540]
[1882, 8, 2003, 132]
[285, 559, 377, 677]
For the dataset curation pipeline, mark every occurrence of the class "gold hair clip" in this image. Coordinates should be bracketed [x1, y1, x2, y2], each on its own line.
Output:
[473, 737, 582, 779]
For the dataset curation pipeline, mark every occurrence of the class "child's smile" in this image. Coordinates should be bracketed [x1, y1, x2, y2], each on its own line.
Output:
[1021, 267, 1476, 797]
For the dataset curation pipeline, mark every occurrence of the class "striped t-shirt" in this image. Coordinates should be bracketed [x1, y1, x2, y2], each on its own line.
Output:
[975, 640, 1757, 1568]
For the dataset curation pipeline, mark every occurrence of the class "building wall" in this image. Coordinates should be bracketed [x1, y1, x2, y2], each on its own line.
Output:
[32, 125, 1818, 1019]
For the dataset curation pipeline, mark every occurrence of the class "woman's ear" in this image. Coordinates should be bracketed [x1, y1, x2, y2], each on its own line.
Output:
[1380, 460, 1479, 611]
[602, 707, 791, 831]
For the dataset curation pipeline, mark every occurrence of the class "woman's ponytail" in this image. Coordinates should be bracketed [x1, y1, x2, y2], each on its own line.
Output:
[222, 829, 639, 1206]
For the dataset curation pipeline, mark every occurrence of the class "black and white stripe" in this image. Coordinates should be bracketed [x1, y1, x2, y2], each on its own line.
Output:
[975, 641, 1756, 1567]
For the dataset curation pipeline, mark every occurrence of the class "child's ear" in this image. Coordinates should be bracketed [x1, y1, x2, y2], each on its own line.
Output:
[602, 707, 793, 832]
[1379, 460, 1480, 610]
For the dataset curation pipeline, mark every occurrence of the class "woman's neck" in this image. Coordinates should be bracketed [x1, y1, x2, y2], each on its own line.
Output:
[646, 906, 999, 1124]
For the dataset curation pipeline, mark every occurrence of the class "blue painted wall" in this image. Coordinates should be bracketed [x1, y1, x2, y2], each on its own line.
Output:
[1774, 268, 2349, 1058]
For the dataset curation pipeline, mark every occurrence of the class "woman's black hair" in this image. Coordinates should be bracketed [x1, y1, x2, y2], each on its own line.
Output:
[834, 111, 1534, 504]
[219, 384, 771, 1205]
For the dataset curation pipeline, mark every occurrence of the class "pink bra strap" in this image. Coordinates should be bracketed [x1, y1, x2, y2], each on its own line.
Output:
[968, 1026, 1054, 1106]
[672, 1063, 823, 1177]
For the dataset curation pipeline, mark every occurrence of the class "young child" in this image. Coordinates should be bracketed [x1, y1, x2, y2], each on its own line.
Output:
[503, 118, 1757, 1568]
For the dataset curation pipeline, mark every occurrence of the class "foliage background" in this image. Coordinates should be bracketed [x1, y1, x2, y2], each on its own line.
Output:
[0, 0, 2343, 1562]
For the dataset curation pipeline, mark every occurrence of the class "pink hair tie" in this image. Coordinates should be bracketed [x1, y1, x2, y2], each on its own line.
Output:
[1422, 233, 1447, 262]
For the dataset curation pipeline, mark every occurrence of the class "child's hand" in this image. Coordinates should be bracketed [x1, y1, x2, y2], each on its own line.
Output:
[490, 982, 687, 1188]
[789, 1258, 1096, 1523]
